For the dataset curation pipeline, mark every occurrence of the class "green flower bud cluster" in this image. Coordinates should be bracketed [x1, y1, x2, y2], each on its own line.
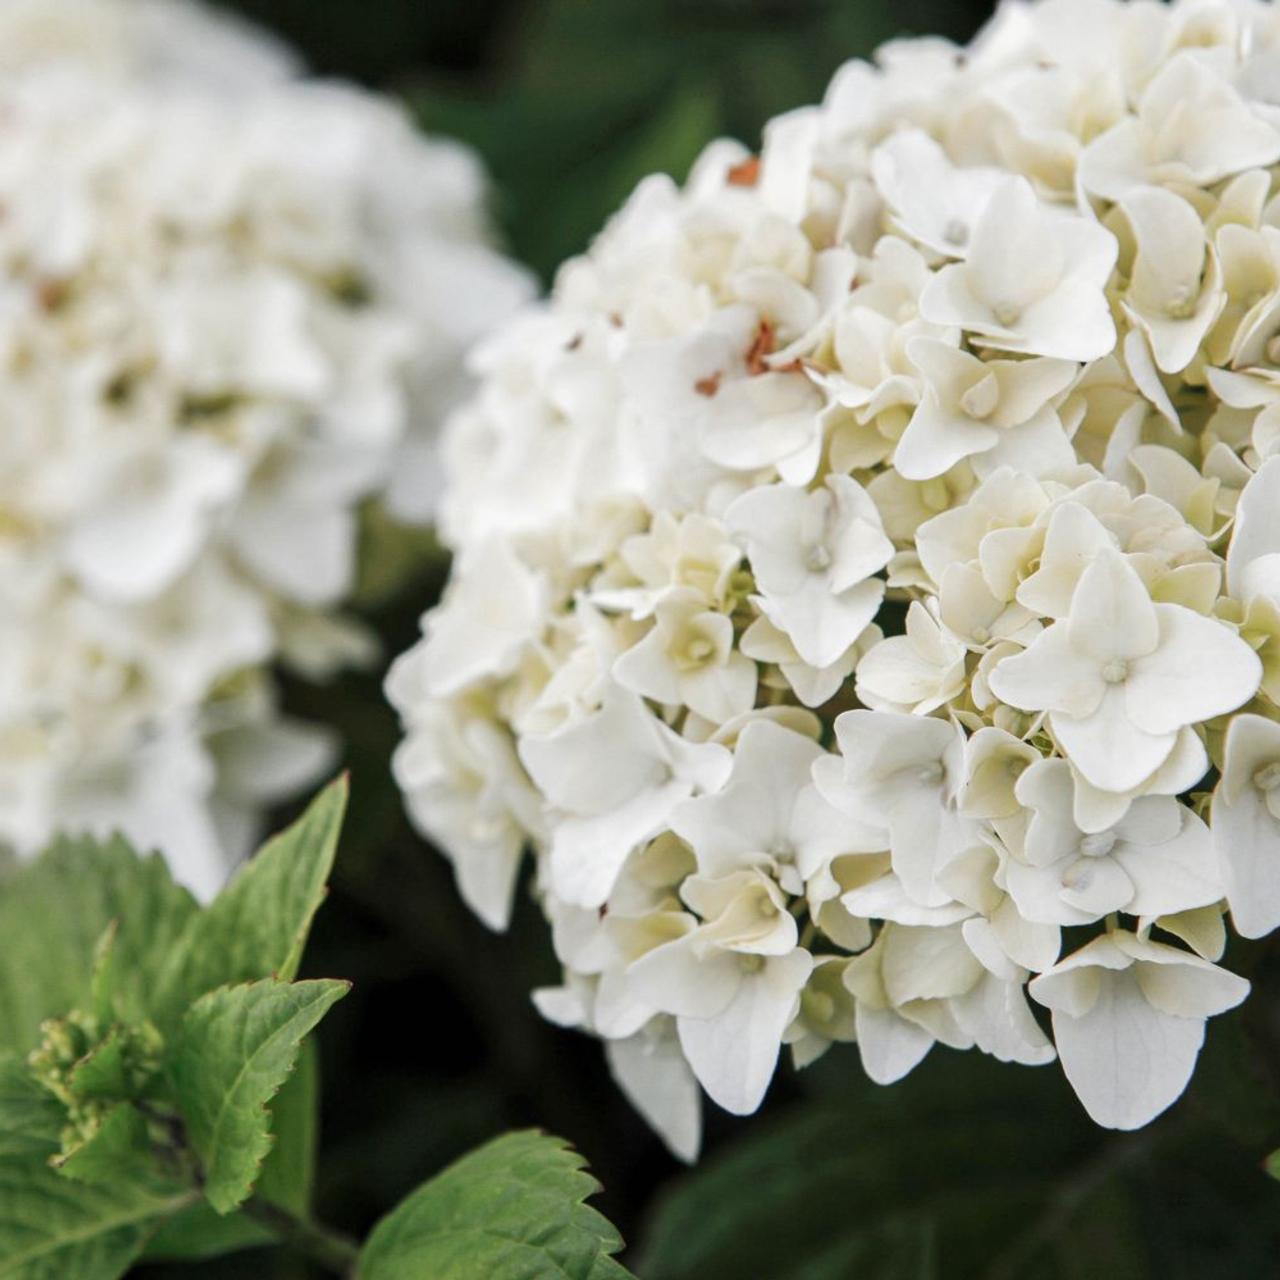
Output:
[28, 1008, 164, 1163]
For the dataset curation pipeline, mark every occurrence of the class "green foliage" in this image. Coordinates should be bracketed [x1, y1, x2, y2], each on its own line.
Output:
[0, 783, 351, 1276]
[0, 1159, 193, 1280]
[639, 1047, 1280, 1280]
[171, 979, 348, 1214]
[0, 782, 634, 1279]
[149, 777, 349, 1028]
[0, 1058, 61, 1161]
[51, 1104, 153, 1188]
[0, 837, 198, 1053]
[358, 1130, 634, 1280]
[142, 1043, 319, 1261]
[27, 1012, 164, 1180]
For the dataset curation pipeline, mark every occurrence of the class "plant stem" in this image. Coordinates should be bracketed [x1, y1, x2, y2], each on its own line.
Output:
[242, 1196, 361, 1277]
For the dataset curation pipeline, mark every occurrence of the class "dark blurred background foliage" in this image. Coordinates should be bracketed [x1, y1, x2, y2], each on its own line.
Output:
[138, 2, 1280, 1276]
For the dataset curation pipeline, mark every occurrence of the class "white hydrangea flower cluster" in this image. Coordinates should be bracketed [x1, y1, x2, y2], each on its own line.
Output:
[0, 0, 531, 899]
[389, 0, 1280, 1159]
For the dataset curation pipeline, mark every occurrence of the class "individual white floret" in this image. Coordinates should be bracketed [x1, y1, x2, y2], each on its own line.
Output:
[1029, 930, 1248, 1129]
[989, 549, 1259, 791]
[919, 177, 1118, 362]
[1006, 758, 1220, 925]
[726, 475, 893, 668]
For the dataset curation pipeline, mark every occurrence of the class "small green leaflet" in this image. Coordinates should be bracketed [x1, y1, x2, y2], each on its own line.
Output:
[357, 1130, 635, 1280]
[151, 777, 349, 1030]
[170, 978, 348, 1215]
[143, 1041, 320, 1262]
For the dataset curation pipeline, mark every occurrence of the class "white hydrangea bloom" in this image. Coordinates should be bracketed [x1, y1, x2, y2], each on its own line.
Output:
[0, 0, 531, 895]
[388, 0, 1280, 1158]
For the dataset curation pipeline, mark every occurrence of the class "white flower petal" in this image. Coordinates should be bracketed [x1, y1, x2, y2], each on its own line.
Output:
[606, 1028, 703, 1164]
[1050, 972, 1205, 1130]
[677, 948, 813, 1114]
[853, 1003, 934, 1085]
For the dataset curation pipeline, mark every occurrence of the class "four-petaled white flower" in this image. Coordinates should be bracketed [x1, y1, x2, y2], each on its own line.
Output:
[1079, 54, 1280, 201]
[726, 475, 893, 668]
[1118, 186, 1223, 376]
[989, 549, 1260, 791]
[518, 686, 732, 908]
[1007, 758, 1221, 925]
[818, 710, 974, 908]
[920, 177, 1118, 362]
[613, 586, 757, 724]
[870, 128, 1005, 259]
[854, 600, 968, 716]
[1029, 931, 1248, 1130]
[629, 870, 814, 1115]
[895, 337, 1077, 480]
[671, 719, 881, 894]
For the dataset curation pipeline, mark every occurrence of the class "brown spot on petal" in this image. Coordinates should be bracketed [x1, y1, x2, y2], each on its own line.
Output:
[36, 278, 68, 312]
[745, 319, 777, 375]
[695, 372, 722, 397]
[727, 155, 761, 187]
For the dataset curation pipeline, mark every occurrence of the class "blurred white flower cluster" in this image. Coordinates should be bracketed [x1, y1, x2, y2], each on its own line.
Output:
[0, 0, 531, 898]
[389, 0, 1280, 1157]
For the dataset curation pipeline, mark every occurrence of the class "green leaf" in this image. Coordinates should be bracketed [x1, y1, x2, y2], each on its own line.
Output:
[66, 1029, 137, 1102]
[638, 1056, 1082, 1280]
[1267, 1149, 1280, 1181]
[170, 978, 348, 1214]
[0, 1153, 191, 1280]
[254, 1032, 320, 1215]
[151, 777, 348, 1028]
[0, 838, 197, 1053]
[639, 1046, 1280, 1279]
[357, 1130, 634, 1280]
[142, 1039, 320, 1261]
[51, 1104, 151, 1188]
[0, 1058, 60, 1160]
[785, 1216, 936, 1280]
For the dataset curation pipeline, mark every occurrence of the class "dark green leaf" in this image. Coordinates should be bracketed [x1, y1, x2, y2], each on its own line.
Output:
[357, 1130, 634, 1279]
[639, 1046, 1280, 1280]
